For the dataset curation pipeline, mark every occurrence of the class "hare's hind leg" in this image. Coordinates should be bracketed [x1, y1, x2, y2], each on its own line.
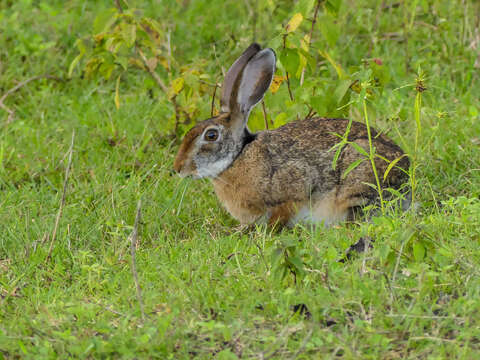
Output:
[268, 201, 300, 228]
[288, 190, 352, 227]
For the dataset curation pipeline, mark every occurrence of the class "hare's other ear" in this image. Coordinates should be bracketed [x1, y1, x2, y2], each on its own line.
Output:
[220, 43, 261, 113]
[235, 48, 276, 117]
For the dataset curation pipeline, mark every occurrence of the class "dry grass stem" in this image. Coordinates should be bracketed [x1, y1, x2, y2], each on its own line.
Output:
[130, 199, 146, 320]
[45, 131, 75, 263]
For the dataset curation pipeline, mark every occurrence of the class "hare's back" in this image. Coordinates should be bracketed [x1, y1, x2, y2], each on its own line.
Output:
[258, 117, 405, 164]
[247, 117, 408, 199]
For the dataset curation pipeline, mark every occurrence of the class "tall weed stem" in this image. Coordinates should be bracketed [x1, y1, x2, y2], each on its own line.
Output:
[411, 75, 425, 205]
[363, 98, 385, 215]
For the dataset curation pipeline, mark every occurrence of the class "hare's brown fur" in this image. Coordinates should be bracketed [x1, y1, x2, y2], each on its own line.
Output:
[211, 117, 409, 225]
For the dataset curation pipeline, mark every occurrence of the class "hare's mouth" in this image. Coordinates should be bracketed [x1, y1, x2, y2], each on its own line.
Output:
[176, 168, 202, 180]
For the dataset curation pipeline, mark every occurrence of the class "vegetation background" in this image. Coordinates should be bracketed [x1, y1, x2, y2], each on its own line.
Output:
[1, 0, 479, 358]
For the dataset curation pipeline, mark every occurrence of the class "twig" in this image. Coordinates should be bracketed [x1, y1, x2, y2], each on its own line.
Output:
[166, 30, 172, 70]
[282, 34, 295, 103]
[138, 49, 169, 94]
[138, 48, 184, 138]
[0, 75, 63, 124]
[130, 200, 146, 321]
[211, 82, 219, 117]
[114, 0, 123, 13]
[286, 71, 294, 102]
[45, 131, 75, 263]
[305, 106, 317, 120]
[261, 100, 269, 129]
[300, 0, 322, 85]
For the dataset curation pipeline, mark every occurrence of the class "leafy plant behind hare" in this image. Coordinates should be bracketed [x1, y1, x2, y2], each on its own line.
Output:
[174, 43, 410, 227]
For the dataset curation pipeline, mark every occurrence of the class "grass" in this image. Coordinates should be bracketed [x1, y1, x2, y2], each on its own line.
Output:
[1, 0, 480, 358]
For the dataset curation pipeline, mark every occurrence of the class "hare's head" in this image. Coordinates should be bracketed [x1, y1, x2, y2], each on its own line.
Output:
[173, 43, 276, 178]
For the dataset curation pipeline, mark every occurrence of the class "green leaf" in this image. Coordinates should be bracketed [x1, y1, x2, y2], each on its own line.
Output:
[325, 0, 342, 15]
[274, 112, 288, 127]
[413, 241, 425, 262]
[331, 141, 346, 170]
[383, 154, 408, 181]
[75, 38, 89, 54]
[116, 55, 128, 71]
[342, 158, 365, 179]
[122, 24, 137, 47]
[288, 256, 303, 270]
[319, 13, 340, 47]
[310, 95, 327, 115]
[297, 0, 316, 15]
[349, 141, 369, 157]
[279, 48, 300, 75]
[333, 79, 351, 105]
[93, 8, 117, 34]
[270, 248, 284, 267]
[99, 59, 115, 80]
[370, 61, 390, 87]
[469, 105, 478, 118]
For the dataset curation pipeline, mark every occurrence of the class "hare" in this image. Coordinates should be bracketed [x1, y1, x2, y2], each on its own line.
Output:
[174, 43, 410, 228]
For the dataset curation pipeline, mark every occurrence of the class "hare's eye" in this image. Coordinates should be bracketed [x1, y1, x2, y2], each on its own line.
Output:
[204, 129, 219, 141]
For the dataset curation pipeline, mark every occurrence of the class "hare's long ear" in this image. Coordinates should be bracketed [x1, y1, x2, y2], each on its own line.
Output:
[234, 48, 276, 118]
[220, 43, 261, 113]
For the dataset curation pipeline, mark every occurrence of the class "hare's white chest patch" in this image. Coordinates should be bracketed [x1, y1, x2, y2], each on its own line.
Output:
[288, 192, 348, 227]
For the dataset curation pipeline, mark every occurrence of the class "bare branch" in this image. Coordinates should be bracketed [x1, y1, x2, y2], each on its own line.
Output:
[138, 48, 184, 138]
[300, 0, 323, 85]
[114, 0, 123, 13]
[46, 131, 75, 263]
[261, 100, 269, 130]
[285, 72, 294, 102]
[138, 49, 169, 94]
[130, 200, 146, 321]
[211, 82, 219, 117]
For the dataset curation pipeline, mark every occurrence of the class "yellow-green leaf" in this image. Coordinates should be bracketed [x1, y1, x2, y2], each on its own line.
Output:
[285, 13, 303, 33]
[270, 75, 285, 94]
[319, 51, 348, 80]
[68, 53, 84, 78]
[171, 77, 185, 95]
[115, 75, 121, 110]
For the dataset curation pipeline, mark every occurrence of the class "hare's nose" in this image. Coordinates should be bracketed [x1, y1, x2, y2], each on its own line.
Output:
[173, 153, 185, 173]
